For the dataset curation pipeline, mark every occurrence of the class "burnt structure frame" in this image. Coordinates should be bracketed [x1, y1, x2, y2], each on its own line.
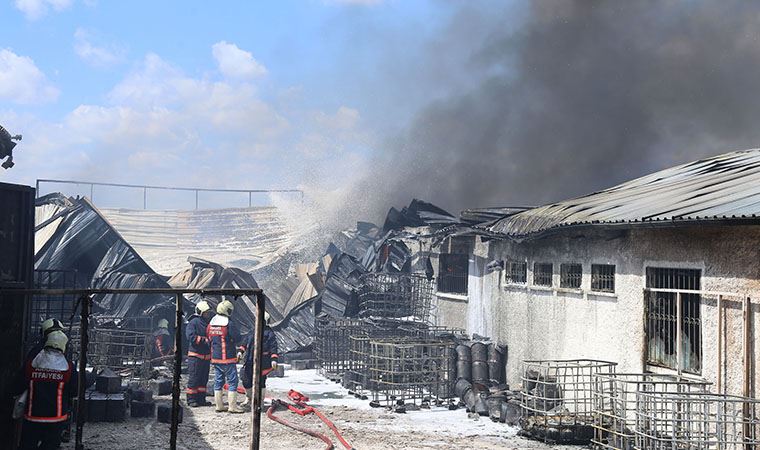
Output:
[0, 287, 267, 450]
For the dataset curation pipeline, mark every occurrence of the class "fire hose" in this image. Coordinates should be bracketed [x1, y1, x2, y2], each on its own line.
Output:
[266, 389, 355, 450]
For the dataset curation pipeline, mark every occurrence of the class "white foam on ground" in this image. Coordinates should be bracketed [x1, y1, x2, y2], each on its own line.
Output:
[267, 369, 519, 439]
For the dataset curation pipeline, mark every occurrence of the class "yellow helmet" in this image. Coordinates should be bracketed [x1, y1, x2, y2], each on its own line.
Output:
[41, 318, 63, 335]
[45, 330, 68, 352]
[157, 318, 169, 329]
[195, 300, 211, 315]
[217, 300, 234, 317]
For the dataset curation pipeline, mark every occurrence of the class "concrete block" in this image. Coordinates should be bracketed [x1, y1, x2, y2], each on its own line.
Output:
[86, 391, 126, 422]
[130, 400, 155, 418]
[96, 368, 122, 394]
[150, 379, 172, 396]
[132, 389, 153, 402]
[292, 360, 309, 370]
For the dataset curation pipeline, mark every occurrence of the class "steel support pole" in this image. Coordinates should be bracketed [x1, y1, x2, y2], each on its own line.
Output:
[249, 191, 252, 208]
[249, 294, 265, 450]
[717, 295, 723, 394]
[75, 294, 90, 450]
[144, 187, 147, 210]
[195, 190, 199, 210]
[170, 293, 183, 450]
[90, 184, 94, 203]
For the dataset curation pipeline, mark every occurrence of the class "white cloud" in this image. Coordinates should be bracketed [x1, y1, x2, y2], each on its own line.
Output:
[315, 106, 360, 130]
[14, 0, 73, 20]
[212, 41, 267, 79]
[0, 49, 59, 104]
[74, 28, 125, 68]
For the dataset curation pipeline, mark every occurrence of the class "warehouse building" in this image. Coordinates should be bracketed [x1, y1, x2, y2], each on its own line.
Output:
[434, 149, 760, 398]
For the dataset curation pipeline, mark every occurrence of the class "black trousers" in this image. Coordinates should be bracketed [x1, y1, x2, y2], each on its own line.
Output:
[186, 356, 210, 403]
[240, 364, 267, 390]
[21, 420, 63, 450]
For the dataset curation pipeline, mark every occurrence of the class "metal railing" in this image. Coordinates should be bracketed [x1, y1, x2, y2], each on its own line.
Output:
[36, 178, 304, 209]
[0, 287, 267, 450]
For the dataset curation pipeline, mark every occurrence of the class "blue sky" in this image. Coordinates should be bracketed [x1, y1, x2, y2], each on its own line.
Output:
[0, 0, 481, 208]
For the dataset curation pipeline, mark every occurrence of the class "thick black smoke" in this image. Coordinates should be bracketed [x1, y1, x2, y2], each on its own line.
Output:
[355, 1, 760, 220]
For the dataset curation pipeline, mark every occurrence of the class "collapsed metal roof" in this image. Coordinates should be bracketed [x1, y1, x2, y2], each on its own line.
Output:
[487, 149, 760, 239]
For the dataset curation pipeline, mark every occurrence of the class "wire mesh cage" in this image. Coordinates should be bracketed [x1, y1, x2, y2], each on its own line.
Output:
[521, 359, 617, 444]
[367, 337, 457, 407]
[314, 316, 364, 379]
[358, 273, 434, 321]
[635, 392, 760, 450]
[592, 373, 710, 450]
[342, 319, 430, 395]
[70, 326, 151, 380]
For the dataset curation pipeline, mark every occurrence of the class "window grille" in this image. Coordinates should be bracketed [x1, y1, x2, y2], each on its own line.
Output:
[533, 263, 553, 287]
[560, 263, 582, 289]
[505, 260, 527, 284]
[591, 264, 615, 293]
[645, 267, 702, 374]
[437, 253, 468, 295]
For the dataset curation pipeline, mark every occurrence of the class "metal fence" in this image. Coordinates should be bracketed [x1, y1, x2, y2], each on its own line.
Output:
[635, 392, 760, 450]
[592, 373, 710, 450]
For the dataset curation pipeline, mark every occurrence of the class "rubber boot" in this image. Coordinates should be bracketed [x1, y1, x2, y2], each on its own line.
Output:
[228, 390, 245, 414]
[241, 388, 252, 411]
[214, 390, 227, 412]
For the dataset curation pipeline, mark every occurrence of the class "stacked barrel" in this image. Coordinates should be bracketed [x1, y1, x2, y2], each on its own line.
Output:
[453, 340, 512, 422]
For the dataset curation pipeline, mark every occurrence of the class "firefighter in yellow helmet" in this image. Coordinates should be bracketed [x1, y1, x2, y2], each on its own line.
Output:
[206, 300, 244, 413]
[19, 330, 77, 449]
[185, 300, 213, 407]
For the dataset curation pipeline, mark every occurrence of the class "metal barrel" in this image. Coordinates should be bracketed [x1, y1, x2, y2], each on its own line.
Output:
[470, 342, 488, 362]
[455, 344, 472, 381]
[472, 360, 489, 385]
[487, 344, 505, 383]
[455, 378, 473, 398]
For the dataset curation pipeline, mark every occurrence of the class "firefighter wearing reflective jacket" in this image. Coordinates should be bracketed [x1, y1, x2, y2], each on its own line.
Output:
[20, 330, 77, 450]
[152, 318, 172, 359]
[185, 300, 212, 407]
[239, 311, 278, 410]
[207, 300, 244, 413]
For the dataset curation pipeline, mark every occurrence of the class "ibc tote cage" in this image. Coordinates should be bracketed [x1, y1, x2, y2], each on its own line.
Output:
[521, 359, 617, 444]
[635, 391, 760, 450]
[592, 373, 711, 450]
[357, 272, 434, 321]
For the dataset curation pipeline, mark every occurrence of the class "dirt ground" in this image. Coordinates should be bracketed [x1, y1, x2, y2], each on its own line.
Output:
[62, 369, 574, 450]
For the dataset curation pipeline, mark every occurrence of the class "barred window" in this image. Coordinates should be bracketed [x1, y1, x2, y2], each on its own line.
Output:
[591, 264, 615, 293]
[645, 267, 702, 374]
[437, 253, 469, 295]
[560, 263, 582, 289]
[533, 263, 553, 287]
[505, 260, 527, 284]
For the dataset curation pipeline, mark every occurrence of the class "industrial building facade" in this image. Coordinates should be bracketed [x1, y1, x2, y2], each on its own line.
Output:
[434, 150, 760, 400]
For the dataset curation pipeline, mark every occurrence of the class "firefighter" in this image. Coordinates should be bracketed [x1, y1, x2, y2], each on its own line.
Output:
[207, 300, 244, 413]
[26, 318, 64, 360]
[19, 330, 76, 450]
[239, 311, 278, 410]
[185, 300, 212, 407]
[152, 318, 172, 359]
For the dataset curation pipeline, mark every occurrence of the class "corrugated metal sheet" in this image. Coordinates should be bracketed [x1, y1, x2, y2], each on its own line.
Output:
[488, 149, 760, 238]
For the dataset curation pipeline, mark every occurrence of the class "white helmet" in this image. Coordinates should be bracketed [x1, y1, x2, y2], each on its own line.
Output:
[157, 318, 169, 329]
[45, 330, 68, 352]
[41, 318, 63, 336]
[217, 300, 234, 317]
[264, 311, 271, 324]
[195, 300, 211, 315]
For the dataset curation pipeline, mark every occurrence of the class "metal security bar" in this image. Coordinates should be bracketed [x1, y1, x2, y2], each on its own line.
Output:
[645, 268, 702, 374]
[560, 263, 582, 289]
[533, 263, 553, 287]
[521, 359, 617, 444]
[506, 260, 527, 284]
[635, 392, 760, 450]
[591, 264, 615, 293]
[591, 373, 710, 450]
[437, 253, 469, 294]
